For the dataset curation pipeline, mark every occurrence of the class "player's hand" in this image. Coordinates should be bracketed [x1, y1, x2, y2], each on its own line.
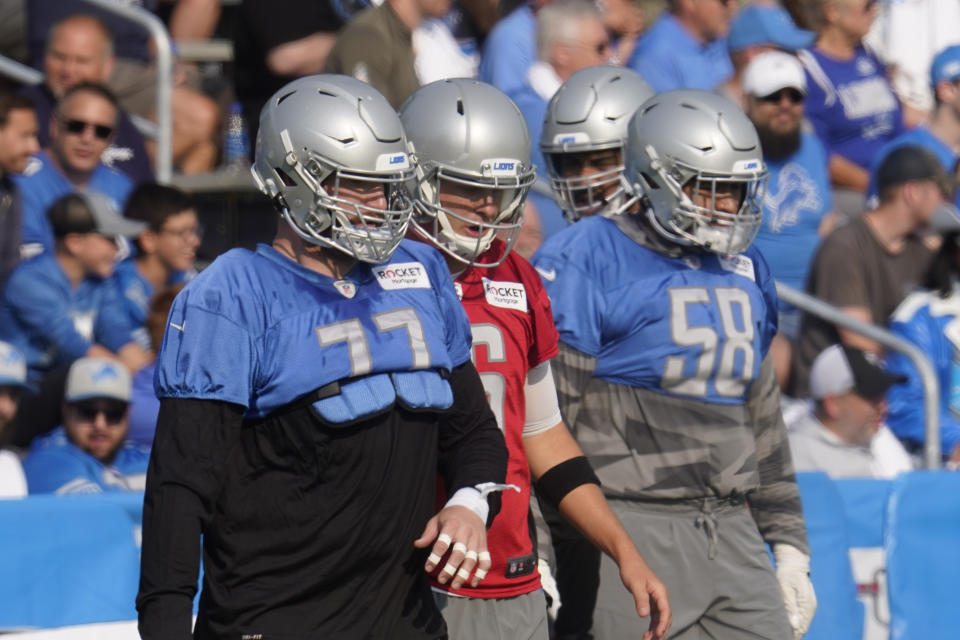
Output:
[773, 543, 817, 639]
[619, 555, 671, 640]
[414, 505, 490, 590]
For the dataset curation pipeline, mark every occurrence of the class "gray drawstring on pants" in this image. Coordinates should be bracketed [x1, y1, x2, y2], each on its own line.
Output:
[695, 499, 720, 560]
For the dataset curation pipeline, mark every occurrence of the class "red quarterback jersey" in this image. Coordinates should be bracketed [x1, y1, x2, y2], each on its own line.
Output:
[433, 239, 560, 599]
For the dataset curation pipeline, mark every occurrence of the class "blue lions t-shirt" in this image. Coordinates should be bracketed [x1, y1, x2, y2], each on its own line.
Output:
[23, 427, 150, 495]
[752, 132, 832, 298]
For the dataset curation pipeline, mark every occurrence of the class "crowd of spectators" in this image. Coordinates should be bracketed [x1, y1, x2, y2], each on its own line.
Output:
[0, 0, 955, 497]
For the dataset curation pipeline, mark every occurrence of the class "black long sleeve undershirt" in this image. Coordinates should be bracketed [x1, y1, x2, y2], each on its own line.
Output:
[137, 398, 244, 640]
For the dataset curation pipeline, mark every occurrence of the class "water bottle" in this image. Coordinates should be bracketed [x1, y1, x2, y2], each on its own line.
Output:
[223, 102, 250, 169]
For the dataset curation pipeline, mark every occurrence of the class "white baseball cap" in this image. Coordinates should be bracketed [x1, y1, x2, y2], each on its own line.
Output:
[0, 341, 28, 389]
[742, 51, 807, 98]
[65, 357, 131, 403]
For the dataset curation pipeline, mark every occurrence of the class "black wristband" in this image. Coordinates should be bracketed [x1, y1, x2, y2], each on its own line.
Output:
[534, 456, 600, 508]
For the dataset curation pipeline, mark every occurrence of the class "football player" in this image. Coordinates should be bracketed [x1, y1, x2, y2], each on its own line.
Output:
[400, 77, 670, 640]
[538, 63, 654, 639]
[136, 75, 508, 640]
[532, 90, 816, 640]
[540, 65, 653, 223]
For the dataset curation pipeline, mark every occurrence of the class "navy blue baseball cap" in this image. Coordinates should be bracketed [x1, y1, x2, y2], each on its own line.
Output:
[728, 5, 815, 53]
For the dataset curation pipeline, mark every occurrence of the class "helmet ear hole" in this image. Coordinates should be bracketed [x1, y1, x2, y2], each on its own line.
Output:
[640, 172, 659, 190]
[275, 167, 298, 187]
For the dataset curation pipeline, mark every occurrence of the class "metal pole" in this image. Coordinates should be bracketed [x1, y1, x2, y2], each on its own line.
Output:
[777, 283, 942, 469]
[0, 57, 41, 86]
[83, 0, 174, 183]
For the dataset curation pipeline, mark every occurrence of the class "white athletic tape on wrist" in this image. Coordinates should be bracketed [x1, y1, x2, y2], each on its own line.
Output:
[465, 549, 478, 562]
[444, 483, 521, 523]
[452, 542, 467, 554]
[437, 532, 452, 547]
[456, 568, 472, 581]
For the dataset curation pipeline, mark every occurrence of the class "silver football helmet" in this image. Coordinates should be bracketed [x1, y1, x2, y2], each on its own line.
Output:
[623, 90, 768, 255]
[251, 74, 415, 263]
[541, 66, 654, 222]
[399, 79, 536, 267]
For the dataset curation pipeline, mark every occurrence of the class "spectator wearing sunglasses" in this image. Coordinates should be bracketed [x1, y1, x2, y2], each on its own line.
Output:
[22, 356, 149, 494]
[12, 82, 133, 259]
[112, 183, 199, 346]
[743, 51, 834, 385]
[0, 193, 151, 448]
[19, 14, 153, 186]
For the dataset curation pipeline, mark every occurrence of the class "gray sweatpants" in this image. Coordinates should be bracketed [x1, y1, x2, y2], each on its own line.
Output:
[434, 588, 549, 640]
[594, 498, 792, 640]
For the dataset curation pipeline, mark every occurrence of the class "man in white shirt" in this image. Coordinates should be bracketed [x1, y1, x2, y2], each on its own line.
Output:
[0, 341, 28, 498]
[788, 344, 913, 478]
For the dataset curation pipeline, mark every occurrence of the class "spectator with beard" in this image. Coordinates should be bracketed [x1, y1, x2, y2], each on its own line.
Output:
[743, 52, 833, 384]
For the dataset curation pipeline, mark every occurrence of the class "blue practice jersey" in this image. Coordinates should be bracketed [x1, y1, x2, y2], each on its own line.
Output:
[532, 215, 778, 405]
[23, 427, 150, 494]
[0, 254, 139, 382]
[156, 241, 473, 419]
[887, 289, 960, 456]
[12, 151, 133, 256]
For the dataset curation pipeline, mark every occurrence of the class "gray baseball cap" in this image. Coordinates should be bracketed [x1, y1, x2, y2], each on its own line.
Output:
[64, 357, 131, 403]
